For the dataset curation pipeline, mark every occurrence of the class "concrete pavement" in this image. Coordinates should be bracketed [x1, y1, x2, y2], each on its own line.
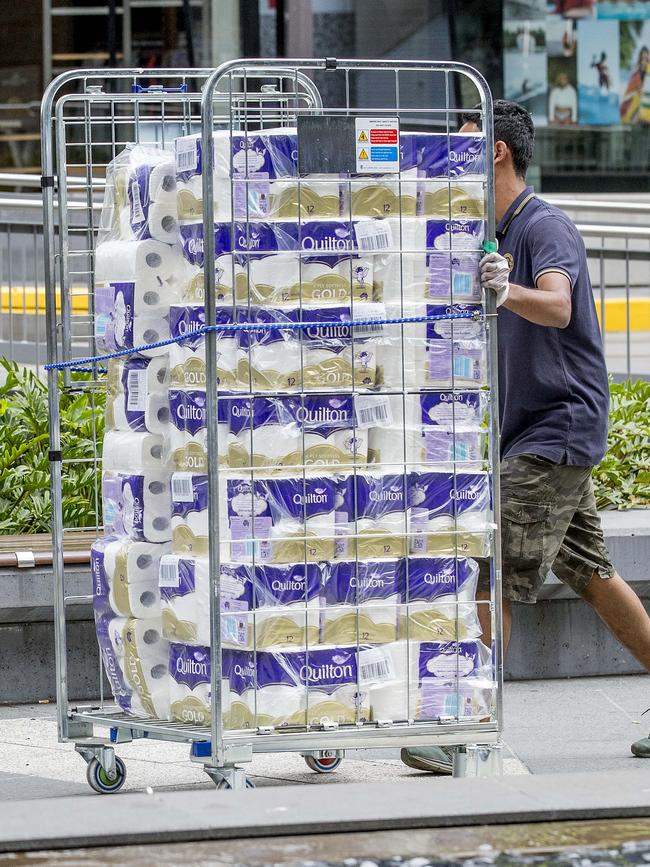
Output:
[0, 674, 647, 800]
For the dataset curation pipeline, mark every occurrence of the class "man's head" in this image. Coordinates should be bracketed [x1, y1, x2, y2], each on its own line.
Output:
[460, 98, 535, 182]
[557, 72, 569, 88]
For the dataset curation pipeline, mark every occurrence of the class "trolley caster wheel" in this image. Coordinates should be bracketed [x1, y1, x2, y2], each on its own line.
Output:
[304, 754, 342, 774]
[86, 756, 126, 794]
[214, 776, 255, 790]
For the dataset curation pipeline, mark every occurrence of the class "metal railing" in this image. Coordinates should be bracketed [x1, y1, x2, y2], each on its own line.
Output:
[0, 193, 649, 378]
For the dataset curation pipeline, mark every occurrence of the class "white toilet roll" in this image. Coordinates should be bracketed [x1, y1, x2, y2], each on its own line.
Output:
[91, 537, 169, 618]
[102, 430, 165, 471]
[96, 239, 182, 284]
[120, 472, 172, 544]
[107, 390, 170, 436]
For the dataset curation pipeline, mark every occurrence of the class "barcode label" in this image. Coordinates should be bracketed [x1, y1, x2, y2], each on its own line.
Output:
[130, 180, 145, 224]
[355, 395, 394, 429]
[359, 647, 394, 683]
[353, 302, 386, 339]
[354, 220, 394, 252]
[171, 472, 194, 503]
[453, 356, 473, 379]
[126, 369, 147, 412]
[175, 138, 198, 173]
[159, 556, 180, 588]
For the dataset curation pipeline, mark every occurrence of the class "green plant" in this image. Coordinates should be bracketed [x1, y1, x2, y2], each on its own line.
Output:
[593, 379, 650, 511]
[0, 358, 104, 533]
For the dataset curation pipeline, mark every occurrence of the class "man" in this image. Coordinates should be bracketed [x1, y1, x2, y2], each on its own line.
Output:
[402, 99, 650, 776]
[548, 71, 577, 125]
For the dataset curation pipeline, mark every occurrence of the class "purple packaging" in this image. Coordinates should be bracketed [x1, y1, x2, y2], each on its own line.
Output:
[169, 642, 210, 688]
[252, 562, 323, 607]
[324, 559, 403, 605]
[257, 646, 363, 694]
[419, 392, 483, 427]
[427, 251, 481, 301]
[95, 612, 132, 705]
[425, 220, 485, 251]
[91, 539, 112, 616]
[409, 471, 490, 520]
[418, 134, 486, 178]
[404, 557, 477, 602]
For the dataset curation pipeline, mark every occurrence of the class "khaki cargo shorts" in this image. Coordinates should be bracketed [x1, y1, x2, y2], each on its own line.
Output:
[478, 454, 615, 603]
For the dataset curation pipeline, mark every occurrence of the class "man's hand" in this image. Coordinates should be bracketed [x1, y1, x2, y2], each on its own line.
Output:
[480, 252, 510, 308]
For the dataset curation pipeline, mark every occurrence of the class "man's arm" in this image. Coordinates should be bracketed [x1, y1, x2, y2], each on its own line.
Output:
[503, 271, 572, 328]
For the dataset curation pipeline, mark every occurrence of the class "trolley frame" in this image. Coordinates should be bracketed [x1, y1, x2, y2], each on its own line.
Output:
[42, 60, 503, 790]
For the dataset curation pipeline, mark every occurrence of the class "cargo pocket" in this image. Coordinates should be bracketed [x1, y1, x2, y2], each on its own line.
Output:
[501, 500, 552, 579]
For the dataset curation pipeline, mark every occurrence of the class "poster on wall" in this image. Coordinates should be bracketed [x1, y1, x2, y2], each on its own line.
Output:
[547, 13, 578, 123]
[504, 17, 548, 124]
[577, 18, 621, 122]
[598, 1, 650, 19]
[619, 19, 650, 121]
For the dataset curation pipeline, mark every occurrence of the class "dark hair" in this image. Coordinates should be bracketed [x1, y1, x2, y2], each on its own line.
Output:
[461, 99, 535, 179]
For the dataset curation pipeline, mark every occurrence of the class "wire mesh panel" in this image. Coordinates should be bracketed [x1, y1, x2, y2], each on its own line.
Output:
[43, 61, 502, 789]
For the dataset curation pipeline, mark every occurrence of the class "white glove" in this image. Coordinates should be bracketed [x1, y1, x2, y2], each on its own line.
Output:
[480, 251, 510, 308]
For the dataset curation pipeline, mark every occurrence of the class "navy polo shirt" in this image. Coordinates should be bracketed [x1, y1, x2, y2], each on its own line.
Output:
[496, 186, 609, 466]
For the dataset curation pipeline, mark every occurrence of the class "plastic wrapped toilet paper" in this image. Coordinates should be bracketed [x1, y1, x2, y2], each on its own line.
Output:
[256, 645, 377, 727]
[105, 356, 170, 434]
[225, 474, 338, 564]
[375, 218, 484, 307]
[95, 281, 173, 358]
[409, 470, 492, 557]
[419, 181, 485, 219]
[340, 133, 420, 219]
[102, 430, 165, 472]
[239, 304, 381, 392]
[178, 221, 238, 304]
[168, 304, 239, 389]
[418, 132, 486, 179]
[95, 613, 171, 719]
[368, 392, 486, 468]
[170, 472, 210, 555]
[367, 638, 492, 723]
[165, 388, 231, 471]
[91, 537, 169, 619]
[252, 562, 322, 649]
[174, 128, 340, 221]
[401, 554, 481, 641]
[168, 644, 256, 728]
[322, 559, 402, 645]
[126, 160, 179, 243]
[102, 470, 172, 543]
[377, 302, 486, 390]
[228, 394, 368, 470]
[96, 239, 182, 286]
[335, 472, 408, 560]
[159, 555, 251, 647]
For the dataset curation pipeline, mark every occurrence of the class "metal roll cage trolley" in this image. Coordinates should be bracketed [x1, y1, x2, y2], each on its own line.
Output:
[42, 59, 503, 792]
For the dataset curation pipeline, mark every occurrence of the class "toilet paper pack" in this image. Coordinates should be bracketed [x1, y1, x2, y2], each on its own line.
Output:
[102, 470, 172, 543]
[401, 555, 481, 642]
[409, 470, 492, 557]
[226, 474, 338, 564]
[175, 128, 340, 221]
[221, 220, 375, 305]
[168, 643, 256, 728]
[256, 645, 378, 727]
[418, 133, 486, 179]
[322, 559, 402, 645]
[252, 562, 322, 649]
[165, 388, 231, 471]
[178, 221, 240, 304]
[95, 280, 174, 358]
[105, 356, 170, 434]
[170, 472, 209, 555]
[368, 638, 492, 723]
[377, 302, 486, 390]
[228, 394, 368, 470]
[369, 392, 486, 467]
[102, 430, 165, 472]
[168, 304, 239, 389]
[91, 537, 169, 619]
[340, 133, 420, 219]
[126, 159, 179, 244]
[336, 472, 408, 560]
[159, 555, 251, 646]
[96, 613, 171, 719]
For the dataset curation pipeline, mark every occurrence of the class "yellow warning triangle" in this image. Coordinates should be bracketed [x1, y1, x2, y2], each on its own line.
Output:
[358, 130, 368, 142]
[359, 148, 369, 159]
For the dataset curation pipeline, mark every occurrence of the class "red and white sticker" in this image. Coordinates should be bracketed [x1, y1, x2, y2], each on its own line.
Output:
[355, 117, 400, 174]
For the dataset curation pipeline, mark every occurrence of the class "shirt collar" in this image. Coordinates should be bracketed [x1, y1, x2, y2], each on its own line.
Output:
[496, 185, 535, 237]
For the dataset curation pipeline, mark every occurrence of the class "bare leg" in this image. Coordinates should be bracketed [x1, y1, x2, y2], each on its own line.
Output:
[581, 571, 650, 673]
[477, 590, 512, 653]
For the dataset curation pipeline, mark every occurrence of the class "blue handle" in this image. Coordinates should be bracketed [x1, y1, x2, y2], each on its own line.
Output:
[131, 84, 189, 93]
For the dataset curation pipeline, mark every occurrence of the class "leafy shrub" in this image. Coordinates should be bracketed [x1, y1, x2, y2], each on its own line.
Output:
[0, 358, 104, 534]
[593, 379, 650, 510]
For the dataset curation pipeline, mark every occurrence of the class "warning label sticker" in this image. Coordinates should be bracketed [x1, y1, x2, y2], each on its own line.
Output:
[355, 117, 400, 174]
